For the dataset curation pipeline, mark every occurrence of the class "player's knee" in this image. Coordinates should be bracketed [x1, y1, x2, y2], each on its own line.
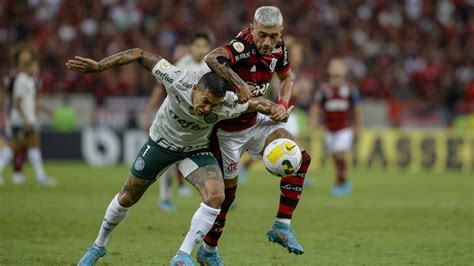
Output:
[117, 191, 140, 207]
[204, 185, 225, 208]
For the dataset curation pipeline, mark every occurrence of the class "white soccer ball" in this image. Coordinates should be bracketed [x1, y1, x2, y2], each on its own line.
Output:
[263, 138, 302, 177]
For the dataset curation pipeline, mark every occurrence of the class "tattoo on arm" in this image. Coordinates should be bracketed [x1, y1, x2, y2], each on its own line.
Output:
[186, 165, 222, 191]
[98, 48, 163, 72]
[248, 97, 274, 115]
[205, 47, 248, 89]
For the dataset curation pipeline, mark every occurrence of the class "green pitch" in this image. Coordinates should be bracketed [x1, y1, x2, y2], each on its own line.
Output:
[0, 162, 472, 265]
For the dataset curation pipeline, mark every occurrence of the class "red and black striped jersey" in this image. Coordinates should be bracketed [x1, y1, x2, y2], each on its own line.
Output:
[217, 27, 291, 131]
[314, 81, 361, 132]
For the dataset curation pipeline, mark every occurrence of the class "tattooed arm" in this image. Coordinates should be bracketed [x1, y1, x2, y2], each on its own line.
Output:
[204, 47, 251, 104]
[248, 97, 294, 122]
[65, 48, 162, 73]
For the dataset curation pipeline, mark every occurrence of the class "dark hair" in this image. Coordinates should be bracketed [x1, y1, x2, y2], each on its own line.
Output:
[13, 43, 35, 65]
[197, 72, 229, 98]
[191, 30, 214, 46]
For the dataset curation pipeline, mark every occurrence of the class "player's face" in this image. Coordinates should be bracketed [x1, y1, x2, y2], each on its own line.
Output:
[251, 22, 283, 55]
[190, 38, 211, 62]
[191, 85, 224, 116]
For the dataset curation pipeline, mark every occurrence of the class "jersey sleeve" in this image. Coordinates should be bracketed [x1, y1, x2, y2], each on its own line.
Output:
[217, 91, 249, 120]
[223, 38, 253, 65]
[274, 41, 291, 74]
[151, 59, 185, 90]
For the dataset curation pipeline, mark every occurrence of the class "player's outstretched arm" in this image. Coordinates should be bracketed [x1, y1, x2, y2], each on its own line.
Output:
[248, 97, 293, 122]
[66, 48, 162, 73]
[204, 47, 251, 104]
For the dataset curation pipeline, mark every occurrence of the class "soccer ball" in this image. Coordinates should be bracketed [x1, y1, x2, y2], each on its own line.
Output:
[263, 138, 302, 177]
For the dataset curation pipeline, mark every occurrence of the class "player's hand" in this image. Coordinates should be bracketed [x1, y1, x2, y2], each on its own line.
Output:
[66, 56, 102, 73]
[235, 84, 252, 104]
[271, 104, 293, 122]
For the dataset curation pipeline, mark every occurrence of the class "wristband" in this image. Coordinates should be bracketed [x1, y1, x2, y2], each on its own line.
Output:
[278, 98, 289, 109]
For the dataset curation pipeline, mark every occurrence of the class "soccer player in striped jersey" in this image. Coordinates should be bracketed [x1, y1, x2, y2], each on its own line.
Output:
[197, 6, 312, 264]
[310, 58, 363, 196]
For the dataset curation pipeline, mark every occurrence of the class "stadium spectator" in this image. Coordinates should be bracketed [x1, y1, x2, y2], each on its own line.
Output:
[310, 58, 363, 196]
[198, 6, 312, 265]
[66, 47, 282, 265]
[0, 1, 471, 126]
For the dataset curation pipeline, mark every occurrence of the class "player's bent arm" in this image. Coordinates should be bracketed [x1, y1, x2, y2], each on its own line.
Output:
[204, 47, 251, 103]
[247, 97, 275, 115]
[66, 48, 162, 73]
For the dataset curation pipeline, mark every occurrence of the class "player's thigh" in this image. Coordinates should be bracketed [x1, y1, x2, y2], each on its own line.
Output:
[130, 137, 188, 180]
[216, 129, 249, 180]
[177, 150, 223, 193]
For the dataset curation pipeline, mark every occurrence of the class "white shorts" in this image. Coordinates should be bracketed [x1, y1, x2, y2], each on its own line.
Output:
[283, 112, 300, 137]
[324, 127, 354, 154]
[217, 113, 285, 179]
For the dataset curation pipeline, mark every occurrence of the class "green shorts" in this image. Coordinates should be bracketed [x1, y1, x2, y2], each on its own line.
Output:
[130, 137, 219, 180]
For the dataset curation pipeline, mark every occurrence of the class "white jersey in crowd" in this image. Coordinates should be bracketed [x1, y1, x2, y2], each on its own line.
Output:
[10, 72, 37, 127]
[175, 54, 211, 78]
[149, 59, 247, 152]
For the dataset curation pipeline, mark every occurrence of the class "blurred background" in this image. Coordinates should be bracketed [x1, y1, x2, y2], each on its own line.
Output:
[0, 1, 473, 265]
[0, 0, 472, 168]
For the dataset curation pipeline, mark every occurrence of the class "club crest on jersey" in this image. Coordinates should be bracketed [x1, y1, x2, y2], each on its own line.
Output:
[232, 41, 245, 53]
[339, 85, 350, 98]
[269, 58, 277, 72]
[134, 157, 145, 171]
[204, 113, 218, 124]
[158, 59, 172, 69]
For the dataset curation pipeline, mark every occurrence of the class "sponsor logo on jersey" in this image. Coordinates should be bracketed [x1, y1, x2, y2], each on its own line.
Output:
[204, 113, 218, 124]
[269, 58, 277, 72]
[169, 109, 209, 130]
[272, 47, 282, 54]
[178, 80, 193, 89]
[250, 65, 257, 72]
[155, 69, 174, 84]
[156, 137, 206, 152]
[232, 41, 245, 53]
[234, 51, 250, 61]
[134, 157, 145, 171]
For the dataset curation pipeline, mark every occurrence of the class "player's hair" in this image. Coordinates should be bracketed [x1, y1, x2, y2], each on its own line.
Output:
[197, 72, 229, 98]
[13, 43, 36, 66]
[254, 6, 283, 27]
[191, 30, 214, 46]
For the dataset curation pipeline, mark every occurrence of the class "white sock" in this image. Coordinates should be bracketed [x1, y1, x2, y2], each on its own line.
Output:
[0, 146, 13, 174]
[179, 203, 220, 254]
[94, 194, 130, 247]
[27, 148, 47, 181]
[275, 218, 291, 226]
[159, 168, 174, 201]
[203, 242, 218, 253]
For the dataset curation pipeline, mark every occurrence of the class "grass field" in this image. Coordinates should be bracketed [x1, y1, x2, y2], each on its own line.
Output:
[0, 161, 473, 265]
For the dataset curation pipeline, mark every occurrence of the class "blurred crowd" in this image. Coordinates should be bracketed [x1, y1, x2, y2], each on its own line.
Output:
[0, 0, 473, 125]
